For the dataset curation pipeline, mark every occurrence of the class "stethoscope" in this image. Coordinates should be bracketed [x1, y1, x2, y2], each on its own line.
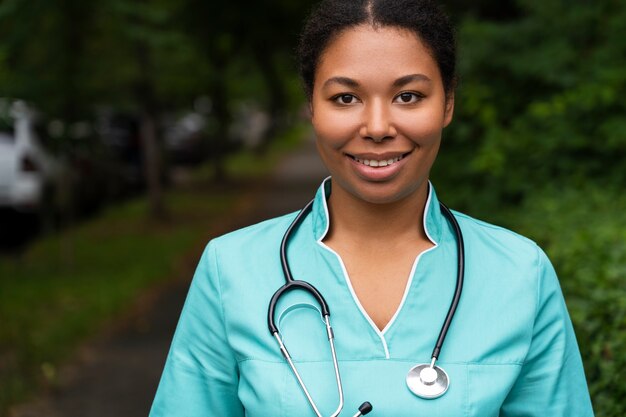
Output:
[267, 197, 465, 416]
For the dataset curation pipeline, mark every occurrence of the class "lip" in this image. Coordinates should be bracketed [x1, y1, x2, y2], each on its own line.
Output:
[346, 151, 412, 160]
[345, 150, 413, 181]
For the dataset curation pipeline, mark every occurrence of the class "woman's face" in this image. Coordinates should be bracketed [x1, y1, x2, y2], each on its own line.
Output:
[311, 24, 454, 205]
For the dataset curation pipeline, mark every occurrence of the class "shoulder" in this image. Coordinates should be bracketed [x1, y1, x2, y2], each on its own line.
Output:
[448, 211, 562, 342]
[450, 209, 546, 271]
[452, 209, 539, 251]
[207, 211, 299, 257]
[192, 211, 301, 304]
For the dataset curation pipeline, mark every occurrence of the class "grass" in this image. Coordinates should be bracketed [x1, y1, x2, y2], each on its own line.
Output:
[0, 124, 308, 415]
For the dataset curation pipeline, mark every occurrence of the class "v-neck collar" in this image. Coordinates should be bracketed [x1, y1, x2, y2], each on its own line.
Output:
[310, 177, 444, 358]
[311, 176, 443, 245]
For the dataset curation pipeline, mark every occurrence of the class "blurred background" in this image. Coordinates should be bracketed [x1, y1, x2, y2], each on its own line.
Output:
[0, 0, 624, 416]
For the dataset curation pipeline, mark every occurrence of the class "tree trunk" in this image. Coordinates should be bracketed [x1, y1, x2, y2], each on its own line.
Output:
[140, 110, 166, 219]
[254, 50, 287, 151]
[135, 36, 167, 220]
[208, 54, 232, 183]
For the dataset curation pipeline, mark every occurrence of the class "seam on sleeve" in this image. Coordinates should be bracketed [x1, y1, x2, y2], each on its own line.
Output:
[534, 244, 544, 324]
[523, 243, 544, 366]
[209, 241, 239, 362]
[167, 353, 242, 402]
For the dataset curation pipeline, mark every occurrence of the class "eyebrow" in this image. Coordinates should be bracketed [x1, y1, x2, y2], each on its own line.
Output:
[393, 73, 432, 87]
[322, 74, 432, 90]
[322, 76, 360, 89]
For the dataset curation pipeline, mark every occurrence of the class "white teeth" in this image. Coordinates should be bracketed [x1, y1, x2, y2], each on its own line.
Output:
[352, 154, 405, 167]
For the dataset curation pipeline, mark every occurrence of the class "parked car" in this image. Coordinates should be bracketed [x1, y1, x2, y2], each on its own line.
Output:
[0, 99, 60, 213]
[94, 110, 145, 191]
[162, 111, 211, 166]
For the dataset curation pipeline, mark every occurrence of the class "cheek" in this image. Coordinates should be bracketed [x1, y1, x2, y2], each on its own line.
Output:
[312, 108, 359, 150]
[396, 107, 446, 145]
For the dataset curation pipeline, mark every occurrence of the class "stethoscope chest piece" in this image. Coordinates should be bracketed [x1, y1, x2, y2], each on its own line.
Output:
[406, 363, 449, 399]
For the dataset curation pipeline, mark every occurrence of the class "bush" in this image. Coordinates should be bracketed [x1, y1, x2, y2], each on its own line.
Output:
[440, 0, 626, 204]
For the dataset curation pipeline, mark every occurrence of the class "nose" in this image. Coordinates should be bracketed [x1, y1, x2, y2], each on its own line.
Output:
[360, 99, 396, 143]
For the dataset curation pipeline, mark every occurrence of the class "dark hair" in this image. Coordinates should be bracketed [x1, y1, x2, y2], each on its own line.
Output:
[298, 0, 456, 100]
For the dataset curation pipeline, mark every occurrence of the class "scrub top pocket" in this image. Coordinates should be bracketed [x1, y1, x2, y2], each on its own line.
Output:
[237, 360, 291, 417]
[281, 360, 470, 417]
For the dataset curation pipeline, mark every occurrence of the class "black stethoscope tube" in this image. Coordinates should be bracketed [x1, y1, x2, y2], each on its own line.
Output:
[267, 198, 464, 358]
[268, 199, 329, 335]
[280, 199, 315, 284]
[431, 202, 464, 360]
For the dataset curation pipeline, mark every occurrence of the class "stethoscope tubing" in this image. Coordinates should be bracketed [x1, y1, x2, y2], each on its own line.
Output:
[268, 200, 328, 335]
[266, 195, 465, 414]
[267, 279, 329, 334]
[268, 199, 343, 416]
[280, 199, 315, 283]
[431, 202, 465, 360]
[267, 198, 464, 349]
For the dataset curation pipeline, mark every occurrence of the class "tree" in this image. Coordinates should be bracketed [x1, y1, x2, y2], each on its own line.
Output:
[178, 0, 315, 161]
[80, 0, 209, 218]
[0, 0, 97, 126]
[435, 0, 626, 208]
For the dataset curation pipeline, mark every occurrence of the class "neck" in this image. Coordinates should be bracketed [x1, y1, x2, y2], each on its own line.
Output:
[324, 181, 432, 247]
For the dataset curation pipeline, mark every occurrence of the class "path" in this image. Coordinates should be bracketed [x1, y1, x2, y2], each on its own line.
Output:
[10, 136, 329, 417]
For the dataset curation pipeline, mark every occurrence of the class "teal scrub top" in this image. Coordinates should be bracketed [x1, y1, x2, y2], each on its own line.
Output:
[150, 178, 594, 417]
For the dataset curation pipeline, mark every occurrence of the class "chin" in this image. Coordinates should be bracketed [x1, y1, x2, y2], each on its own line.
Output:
[341, 178, 425, 206]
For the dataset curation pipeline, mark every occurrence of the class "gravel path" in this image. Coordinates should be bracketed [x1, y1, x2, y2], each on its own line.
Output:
[9, 136, 328, 417]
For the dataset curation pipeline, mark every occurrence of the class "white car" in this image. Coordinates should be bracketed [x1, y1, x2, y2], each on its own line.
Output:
[0, 100, 59, 212]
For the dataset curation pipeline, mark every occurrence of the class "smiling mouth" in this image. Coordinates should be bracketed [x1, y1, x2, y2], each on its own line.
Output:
[347, 151, 412, 167]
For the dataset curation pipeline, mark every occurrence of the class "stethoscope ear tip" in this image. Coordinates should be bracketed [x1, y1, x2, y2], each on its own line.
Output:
[358, 401, 373, 415]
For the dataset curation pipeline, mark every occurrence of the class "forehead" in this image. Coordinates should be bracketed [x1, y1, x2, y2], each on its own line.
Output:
[315, 24, 440, 86]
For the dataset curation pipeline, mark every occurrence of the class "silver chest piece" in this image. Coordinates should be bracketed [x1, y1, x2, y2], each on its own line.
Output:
[406, 362, 450, 399]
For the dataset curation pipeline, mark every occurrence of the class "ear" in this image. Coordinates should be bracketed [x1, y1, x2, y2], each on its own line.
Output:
[308, 100, 314, 119]
[443, 92, 455, 128]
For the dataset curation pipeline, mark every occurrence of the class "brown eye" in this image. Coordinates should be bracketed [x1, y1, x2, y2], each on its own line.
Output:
[334, 94, 357, 104]
[395, 92, 422, 104]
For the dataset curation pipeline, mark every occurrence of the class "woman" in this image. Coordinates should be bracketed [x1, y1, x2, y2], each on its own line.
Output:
[150, 0, 594, 415]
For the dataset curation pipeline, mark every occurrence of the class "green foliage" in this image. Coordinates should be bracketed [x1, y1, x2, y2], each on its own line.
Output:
[0, 0, 313, 133]
[440, 0, 626, 205]
[84, 0, 211, 111]
[0, 0, 98, 119]
[0, 192, 230, 413]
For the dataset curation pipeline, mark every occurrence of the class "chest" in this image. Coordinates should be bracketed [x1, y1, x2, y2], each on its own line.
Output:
[326, 240, 432, 331]
[218, 236, 537, 417]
